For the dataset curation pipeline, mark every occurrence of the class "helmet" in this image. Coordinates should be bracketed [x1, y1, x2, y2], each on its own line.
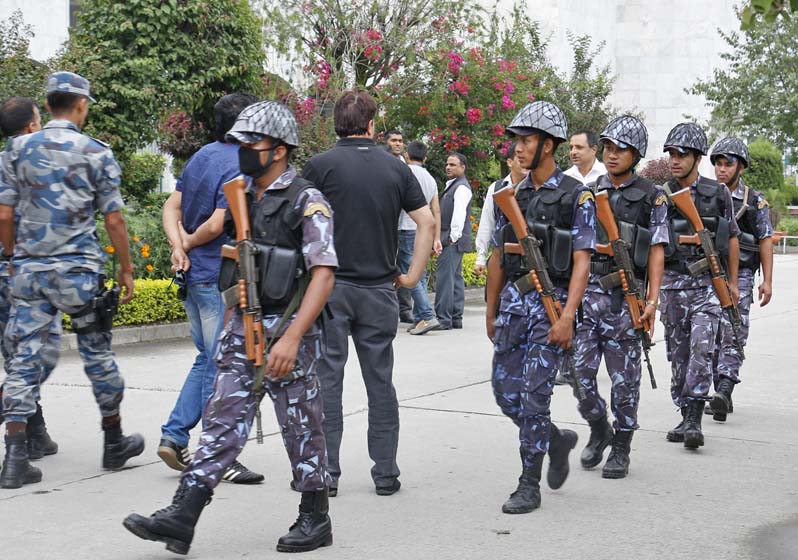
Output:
[506, 101, 568, 142]
[710, 137, 749, 168]
[600, 115, 648, 157]
[225, 100, 299, 148]
[663, 122, 708, 156]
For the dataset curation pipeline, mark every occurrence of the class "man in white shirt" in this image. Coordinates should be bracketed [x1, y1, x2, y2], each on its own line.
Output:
[563, 130, 606, 185]
[401, 141, 442, 335]
[435, 153, 472, 330]
[474, 142, 527, 275]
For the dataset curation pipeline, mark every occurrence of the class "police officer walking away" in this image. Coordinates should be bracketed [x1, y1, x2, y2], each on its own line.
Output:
[572, 116, 668, 479]
[708, 138, 773, 421]
[660, 123, 740, 449]
[124, 100, 339, 554]
[0, 72, 142, 489]
[302, 90, 434, 496]
[487, 101, 594, 513]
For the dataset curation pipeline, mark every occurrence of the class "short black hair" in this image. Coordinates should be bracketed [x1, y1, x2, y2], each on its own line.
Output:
[504, 141, 518, 159]
[407, 140, 427, 161]
[385, 128, 403, 139]
[214, 92, 259, 142]
[333, 90, 378, 137]
[571, 130, 598, 148]
[448, 152, 467, 168]
[0, 97, 38, 137]
[46, 91, 83, 114]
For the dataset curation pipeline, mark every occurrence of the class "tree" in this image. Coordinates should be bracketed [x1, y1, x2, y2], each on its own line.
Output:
[57, 0, 265, 161]
[739, 0, 797, 29]
[0, 10, 50, 127]
[689, 15, 798, 157]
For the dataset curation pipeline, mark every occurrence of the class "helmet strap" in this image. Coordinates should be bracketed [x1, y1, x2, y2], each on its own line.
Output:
[529, 133, 548, 171]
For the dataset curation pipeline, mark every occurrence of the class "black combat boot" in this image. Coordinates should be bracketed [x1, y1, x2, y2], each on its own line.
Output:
[102, 421, 145, 470]
[547, 423, 578, 490]
[709, 377, 735, 422]
[602, 430, 633, 479]
[683, 399, 705, 449]
[123, 479, 212, 555]
[502, 453, 543, 514]
[0, 433, 42, 489]
[666, 407, 688, 442]
[26, 404, 58, 460]
[581, 415, 613, 469]
[0, 385, 4, 425]
[277, 489, 333, 552]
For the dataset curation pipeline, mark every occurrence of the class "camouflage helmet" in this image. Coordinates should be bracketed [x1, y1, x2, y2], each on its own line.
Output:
[710, 137, 749, 168]
[663, 122, 708, 156]
[505, 101, 568, 142]
[225, 100, 299, 148]
[600, 115, 648, 157]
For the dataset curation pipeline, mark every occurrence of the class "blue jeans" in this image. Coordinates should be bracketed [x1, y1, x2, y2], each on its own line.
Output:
[398, 230, 434, 322]
[161, 283, 225, 447]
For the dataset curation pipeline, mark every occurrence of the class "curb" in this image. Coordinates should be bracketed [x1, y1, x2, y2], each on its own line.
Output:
[59, 287, 487, 350]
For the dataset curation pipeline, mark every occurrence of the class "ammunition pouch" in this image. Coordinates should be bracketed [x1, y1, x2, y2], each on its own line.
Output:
[70, 280, 120, 335]
[738, 231, 760, 270]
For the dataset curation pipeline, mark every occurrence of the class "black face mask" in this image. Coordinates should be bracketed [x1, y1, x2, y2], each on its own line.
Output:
[239, 145, 277, 179]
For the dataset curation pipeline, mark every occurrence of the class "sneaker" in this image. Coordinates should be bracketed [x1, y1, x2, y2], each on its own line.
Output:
[222, 461, 264, 484]
[157, 438, 192, 472]
[452, 320, 463, 329]
[375, 479, 401, 496]
[409, 318, 440, 335]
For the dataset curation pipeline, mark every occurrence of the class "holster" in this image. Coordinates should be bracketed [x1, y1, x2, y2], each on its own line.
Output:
[70, 279, 120, 334]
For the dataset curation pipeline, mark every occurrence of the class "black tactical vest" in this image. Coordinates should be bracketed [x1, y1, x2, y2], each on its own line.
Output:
[591, 176, 658, 280]
[664, 176, 730, 274]
[218, 178, 311, 314]
[500, 174, 582, 288]
[733, 186, 762, 271]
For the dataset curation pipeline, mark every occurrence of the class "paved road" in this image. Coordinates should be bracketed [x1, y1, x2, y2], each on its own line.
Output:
[1, 257, 797, 560]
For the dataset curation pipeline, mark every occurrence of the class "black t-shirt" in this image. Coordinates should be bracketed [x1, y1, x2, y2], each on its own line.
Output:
[302, 137, 427, 285]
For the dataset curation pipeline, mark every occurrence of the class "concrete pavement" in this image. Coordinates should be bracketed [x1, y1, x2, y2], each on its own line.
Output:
[1, 257, 797, 559]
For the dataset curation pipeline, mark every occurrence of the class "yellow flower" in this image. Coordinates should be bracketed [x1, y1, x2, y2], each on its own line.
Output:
[145, 264, 154, 272]
[105, 245, 115, 254]
[133, 236, 140, 242]
[142, 244, 150, 251]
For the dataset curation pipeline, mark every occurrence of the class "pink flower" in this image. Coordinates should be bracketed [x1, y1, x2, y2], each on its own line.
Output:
[527, 92, 536, 101]
[501, 94, 516, 110]
[504, 81, 515, 94]
[366, 29, 382, 41]
[487, 103, 496, 117]
[448, 80, 470, 96]
[466, 108, 483, 124]
[499, 140, 512, 156]
[364, 45, 383, 60]
[447, 51, 464, 75]
[492, 123, 505, 137]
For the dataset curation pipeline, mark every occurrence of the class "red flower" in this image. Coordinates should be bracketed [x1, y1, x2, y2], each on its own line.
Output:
[366, 28, 382, 41]
[448, 80, 470, 96]
[501, 94, 516, 111]
[492, 123, 505, 137]
[466, 108, 483, 124]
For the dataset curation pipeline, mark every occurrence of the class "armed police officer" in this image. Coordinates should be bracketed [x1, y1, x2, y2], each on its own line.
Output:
[0, 72, 143, 489]
[572, 116, 668, 479]
[660, 123, 740, 450]
[487, 101, 594, 514]
[707, 138, 773, 422]
[124, 101, 338, 555]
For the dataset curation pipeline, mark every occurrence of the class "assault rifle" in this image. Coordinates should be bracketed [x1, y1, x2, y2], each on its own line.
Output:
[594, 191, 657, 389]
[670, 187, 745, 359]
[493, 185, 585, 400]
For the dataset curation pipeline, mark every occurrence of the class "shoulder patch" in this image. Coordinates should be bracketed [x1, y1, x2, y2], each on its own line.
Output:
[655, 194, 668, 206]
[758, 198, 769, 210]
[304, 201, 331, 218]
[577, 191, 595, 205]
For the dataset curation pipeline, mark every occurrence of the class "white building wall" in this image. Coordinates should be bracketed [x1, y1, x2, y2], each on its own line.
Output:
[0, 0, 70, 61]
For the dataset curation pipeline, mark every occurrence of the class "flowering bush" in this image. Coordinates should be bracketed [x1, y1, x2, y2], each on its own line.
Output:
[639, 157, 673, 184]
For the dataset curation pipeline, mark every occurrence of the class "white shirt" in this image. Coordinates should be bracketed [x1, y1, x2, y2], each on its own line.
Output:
[446, 177, 472, 244]
[564, 159, 606, 185]
[399, 164, 438, 231]
[474, 175, 508, 265]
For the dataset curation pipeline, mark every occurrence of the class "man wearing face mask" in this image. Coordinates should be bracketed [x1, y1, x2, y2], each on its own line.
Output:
[571, 116, 668, 479]
[707, 138, 773, 422]
[124, 100, 339, 554]
[158, 92, 262, 484]
[660, 123, 740, 450]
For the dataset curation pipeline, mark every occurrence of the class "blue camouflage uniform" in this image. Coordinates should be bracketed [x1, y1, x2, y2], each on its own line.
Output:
[183, 166, 337, 493]
[713, 179, 773, 384]
[0, 119, 125, 423]
[574, 174, 669, 432]
[491, 168, 596, 468]
[660, 178, 740, 407]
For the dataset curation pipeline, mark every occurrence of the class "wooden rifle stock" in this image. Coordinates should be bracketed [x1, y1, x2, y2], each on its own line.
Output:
[222, 177, 265, 367]
[493, 187, 529, 241]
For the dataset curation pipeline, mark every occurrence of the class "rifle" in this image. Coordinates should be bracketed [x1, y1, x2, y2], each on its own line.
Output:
[669, 187, 745, 359]
[222, 177, 266, 443]
[595, 191, 657, 389]
[493, 186, 585, 400]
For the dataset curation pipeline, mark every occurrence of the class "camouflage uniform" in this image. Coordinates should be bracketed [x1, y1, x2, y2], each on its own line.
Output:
[713, 178, 772, 385]
[491, 168, 596, 468]
[182, 166, 336, 493]
[574, 174, 669, 431]
[0, 119, 125, 423]
[660, 178, 740, 408]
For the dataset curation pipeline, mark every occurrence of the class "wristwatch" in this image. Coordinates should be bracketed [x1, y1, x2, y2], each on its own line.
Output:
[645, 299, 659, 309]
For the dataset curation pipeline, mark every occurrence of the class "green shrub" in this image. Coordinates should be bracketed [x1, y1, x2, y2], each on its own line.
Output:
[462, 252, 487, 287]
[746, 139, 784, 194]
[62, 279, 186, 331]
[121, 152, 167, 202]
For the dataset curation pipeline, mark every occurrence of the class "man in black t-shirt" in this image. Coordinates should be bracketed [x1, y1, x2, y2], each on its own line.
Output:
[302, 90, 433, 496]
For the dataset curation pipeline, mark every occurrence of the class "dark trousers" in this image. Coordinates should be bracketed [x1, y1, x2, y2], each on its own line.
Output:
[317, 280, 401, 486]
[434, 244, 465, 328]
